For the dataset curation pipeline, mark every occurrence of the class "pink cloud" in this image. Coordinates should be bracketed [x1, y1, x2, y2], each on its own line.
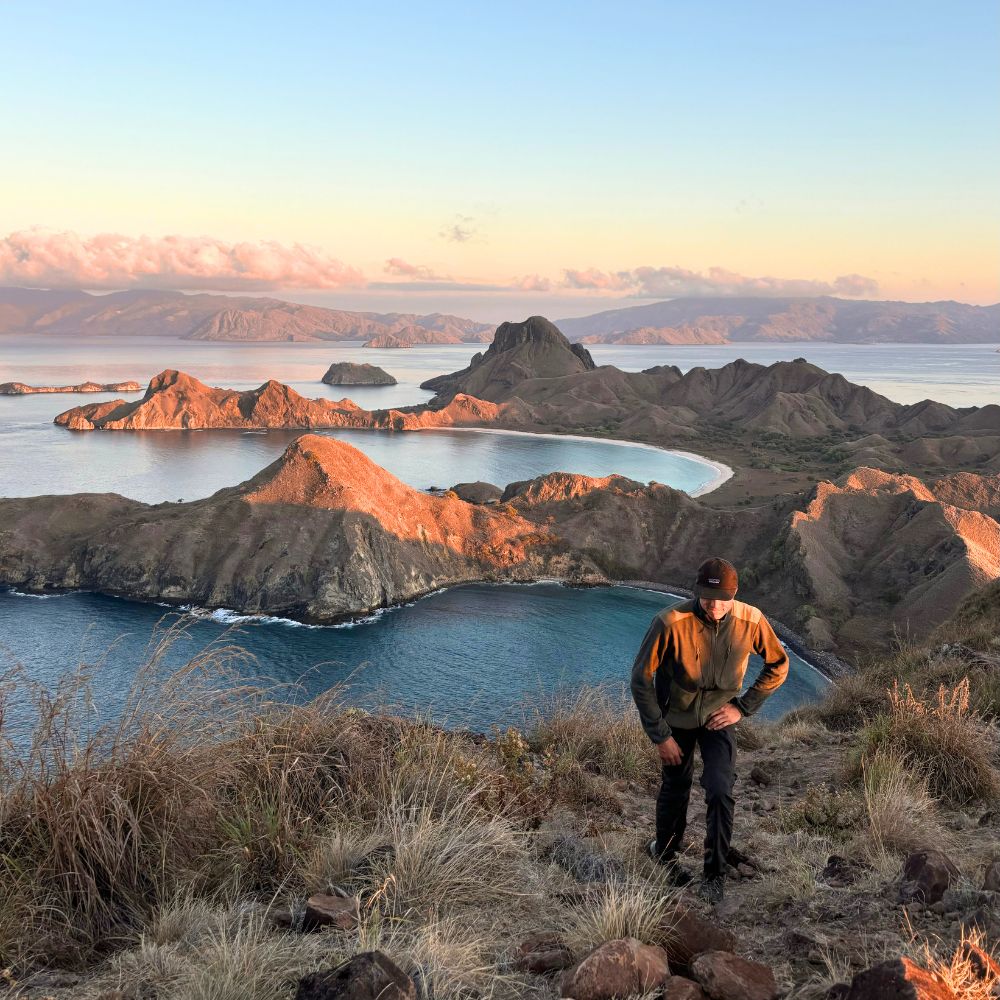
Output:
[512, 273, 553, 292]
[383, 257, 452, 281]
[0, 228, 366, 290]
[561, 264, 879, 299]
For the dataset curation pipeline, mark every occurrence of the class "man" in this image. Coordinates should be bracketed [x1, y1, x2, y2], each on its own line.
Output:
[630, 557, 789, 903]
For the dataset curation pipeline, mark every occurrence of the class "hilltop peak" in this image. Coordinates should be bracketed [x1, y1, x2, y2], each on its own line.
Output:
[421, 316, 595, 401]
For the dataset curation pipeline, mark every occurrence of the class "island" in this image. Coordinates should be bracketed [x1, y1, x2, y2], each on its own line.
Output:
[321, 362, 397, 386]
[0, 379, 142, 395]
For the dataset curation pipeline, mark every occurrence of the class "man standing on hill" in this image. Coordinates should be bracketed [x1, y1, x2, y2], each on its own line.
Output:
[630, 557, 789, 903]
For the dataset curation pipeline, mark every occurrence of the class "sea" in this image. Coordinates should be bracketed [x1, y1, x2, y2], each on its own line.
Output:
[2, 335, 997, 733]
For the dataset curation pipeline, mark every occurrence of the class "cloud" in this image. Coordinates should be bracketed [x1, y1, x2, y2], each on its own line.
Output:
[439, 214, 481, 243]
[383, 257, 452, 281]
[512, 273, 553, 292]
[561, 264, 879, 299]
[0, 228, 366, 291]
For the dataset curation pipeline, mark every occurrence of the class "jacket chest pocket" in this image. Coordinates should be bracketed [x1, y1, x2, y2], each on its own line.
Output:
[719, 645, 750, 690]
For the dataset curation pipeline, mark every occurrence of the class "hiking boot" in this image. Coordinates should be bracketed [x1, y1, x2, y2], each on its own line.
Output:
[646, 839, 694, 887]
[698, 875, 725, 904]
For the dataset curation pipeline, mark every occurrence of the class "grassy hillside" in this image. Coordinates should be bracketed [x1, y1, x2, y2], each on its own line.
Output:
[0, 590, 998, 998]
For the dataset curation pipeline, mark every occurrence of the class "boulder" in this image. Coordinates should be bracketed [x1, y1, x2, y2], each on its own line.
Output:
[661, 906, 737, 976]
[295, 952, 415, 1000]
[663, 975, 710, 999]
[560, 937, 671, 1000]
[450, 481, 503, 504]
[303, 892, 360, 931]
[844, 956, 956, 999]
[899, 850, 960, 905]
[982, 860, 1000, 892]
[514, 931, 574, 974]
[690, 951, 778, 1000]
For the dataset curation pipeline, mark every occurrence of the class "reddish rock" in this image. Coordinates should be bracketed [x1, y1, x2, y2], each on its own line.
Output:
[303, 893, 359, 931]
[514, 932, 574, 974]
[661, 906, 738, 975]
[983, 860, 1000, 892]
[899, 850, 960, 905]
[560, 937, 671, 1000]
[845, 956, 956, 999]
[690, 951, 778, 1000]
[663, 975, 710, 999]
[961, 941, 1000, 981]
[295, 951, 415, 1000]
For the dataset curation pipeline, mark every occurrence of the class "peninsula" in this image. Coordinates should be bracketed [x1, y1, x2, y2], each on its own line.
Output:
[0, 379, 141, 395]
[1, 434, 996, 656]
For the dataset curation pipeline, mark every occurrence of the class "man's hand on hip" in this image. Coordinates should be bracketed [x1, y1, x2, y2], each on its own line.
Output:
[656, 736, 683, 766]
[706, 704, 742, 730]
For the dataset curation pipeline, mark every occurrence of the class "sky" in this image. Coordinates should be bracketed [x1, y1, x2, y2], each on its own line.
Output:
[1, 0, 998, 321]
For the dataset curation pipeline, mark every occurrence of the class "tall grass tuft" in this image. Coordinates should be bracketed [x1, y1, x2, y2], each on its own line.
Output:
[526, 684, 655, 781]
[850, 678, 1000, 805]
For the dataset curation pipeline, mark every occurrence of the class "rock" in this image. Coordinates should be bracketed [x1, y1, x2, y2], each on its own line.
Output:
[821, 855, 872, 888]
[844, 956, 956, 999]
[690, 951, 778, 1000]
[269, 904, 295, 929]
[749, 763, 774, 786]
[661, 906, 738, 976]
[899, 850, 960, 905]
[514, 932, 574, 974]
[296, 952, 416, 1000]
[961, 941, 1000, 981]
[663, 975, 710, 999]
[450, 481, 503, 504]
[560, 937, 671, 1000]
[983, 860, 1000, 892]
[303, 892, 360, 930]
[322, 362, 397, 386]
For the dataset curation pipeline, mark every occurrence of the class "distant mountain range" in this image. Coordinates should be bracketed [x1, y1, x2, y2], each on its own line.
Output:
[0, 287, 493, 344]
[556, 295, 1000, 344]
[1, 287, 997, 344]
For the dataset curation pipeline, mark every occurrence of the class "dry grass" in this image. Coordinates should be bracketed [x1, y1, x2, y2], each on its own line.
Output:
[748, 830, 831, 909]
[908, 926, 1000, 1000]
[526, 684, 655, 781]
[0, 623, 545, 974]
[562, 876, 676, 955]
[850, 679, 1000, 806]
[856, 746, 952, 859]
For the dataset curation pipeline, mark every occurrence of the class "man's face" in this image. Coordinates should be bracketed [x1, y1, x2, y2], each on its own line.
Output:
[699, 595, 735, 621]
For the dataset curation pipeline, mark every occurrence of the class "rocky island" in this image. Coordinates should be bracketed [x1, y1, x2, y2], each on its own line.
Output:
[0, 379, 141, 395]
[54, 315, 1000, 508]
[321, 361, 397, 386]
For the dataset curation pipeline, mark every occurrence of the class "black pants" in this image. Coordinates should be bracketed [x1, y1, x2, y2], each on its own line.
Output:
[655, 725, 736, 877]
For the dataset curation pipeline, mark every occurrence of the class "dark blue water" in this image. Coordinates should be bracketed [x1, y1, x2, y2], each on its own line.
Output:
[0, 584, 826, 739]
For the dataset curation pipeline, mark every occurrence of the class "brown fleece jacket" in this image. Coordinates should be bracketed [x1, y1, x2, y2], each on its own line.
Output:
[630, 598, 789, 743]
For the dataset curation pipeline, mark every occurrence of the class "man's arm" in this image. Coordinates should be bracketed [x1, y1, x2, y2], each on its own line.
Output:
[733, 614, 790, 716]
[630, 614, 672, 744]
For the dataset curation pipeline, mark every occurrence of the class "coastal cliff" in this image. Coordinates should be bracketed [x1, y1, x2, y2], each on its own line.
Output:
[1, 435, 996, 651]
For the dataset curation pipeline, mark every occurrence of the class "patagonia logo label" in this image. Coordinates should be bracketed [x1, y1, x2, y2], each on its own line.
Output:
[709, 578, 720, 584]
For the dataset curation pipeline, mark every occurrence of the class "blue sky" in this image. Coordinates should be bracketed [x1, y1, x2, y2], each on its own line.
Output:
[2, 1, 998, 317]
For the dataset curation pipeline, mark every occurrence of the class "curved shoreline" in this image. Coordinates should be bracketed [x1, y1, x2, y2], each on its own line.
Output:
[3, 575, 840, 686]
[409, 424, 734, 496]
